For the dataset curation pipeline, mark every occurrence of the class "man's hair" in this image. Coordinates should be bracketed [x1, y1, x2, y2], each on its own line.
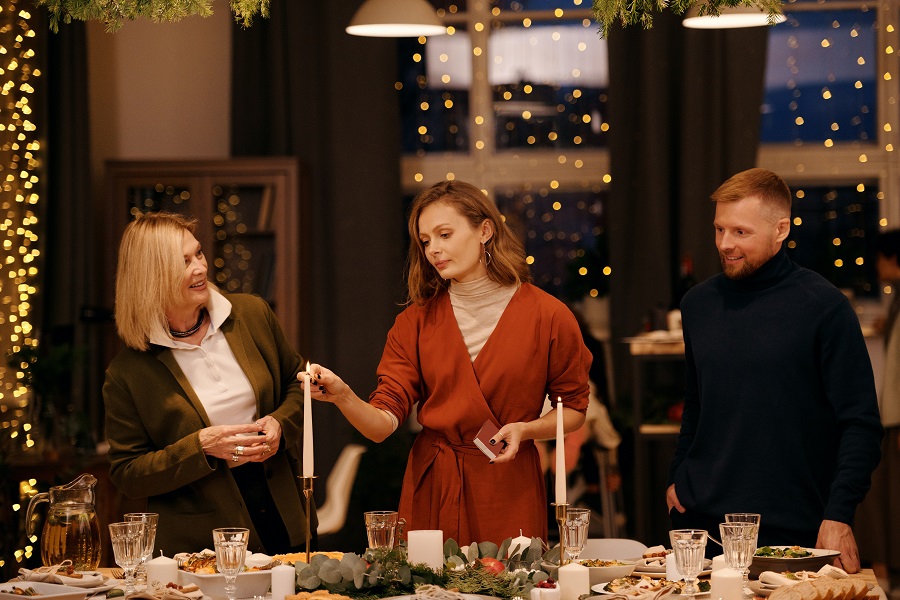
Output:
[711, 168, 791, 221]
[876, 229, 900, 263]
[115, 211, 205, 351]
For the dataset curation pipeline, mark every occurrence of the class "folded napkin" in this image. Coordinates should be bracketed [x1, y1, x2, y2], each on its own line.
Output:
[759, 572, 802, 587]
[817, 565, 848, 579]
[125, 583, 203, 600]
[17, 563, 106, 588]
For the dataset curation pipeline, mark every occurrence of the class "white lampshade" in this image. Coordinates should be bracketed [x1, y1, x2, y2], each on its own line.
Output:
[346, 0, 447, 37]
[682, 5, 786, 29]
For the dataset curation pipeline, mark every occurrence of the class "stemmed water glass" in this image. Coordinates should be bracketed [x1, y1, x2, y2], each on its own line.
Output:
[124, 512, 158, 590]
[562, 508, 591, 563]
[720, 522, 759, 599]
[669, 529, 708, 596]
[213, 527, 249, 600]
[724, 514, 761, 597]
[109, 521, 146, 596]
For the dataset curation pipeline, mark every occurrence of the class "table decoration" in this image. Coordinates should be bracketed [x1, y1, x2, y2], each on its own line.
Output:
[556, 562, 590, 600]
[272, 563, 297, 600]
[408, 531, 444, 571]
[146, 553, 178, 588]
[301, 362, 316, 564]
[290, 536, 550, 600]
[710, 567, 743, 600]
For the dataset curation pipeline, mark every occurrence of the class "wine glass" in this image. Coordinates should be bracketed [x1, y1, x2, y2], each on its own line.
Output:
[109, 521, 146, 596]
[669, 529, 708, 596]
[562, 508, 591, 563]
[213, 527, 250, 600]
[124, 512, 158, 590]
[723, 514, 761, 597]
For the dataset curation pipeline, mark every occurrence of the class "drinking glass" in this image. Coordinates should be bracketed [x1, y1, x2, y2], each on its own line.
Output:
[669, 529, 708, 596]
[562, 508, 591, 563]
[109, 521, 146, 596]
[213, 528, 249, 600]
[364, 511, 399, 550]
[124, 512, 158, 590]
[721, 517, 760, 598]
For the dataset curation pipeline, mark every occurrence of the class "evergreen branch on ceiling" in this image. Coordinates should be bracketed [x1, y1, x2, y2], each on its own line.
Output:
[34, 0, 270, 33]
[591, 0, 784, 37]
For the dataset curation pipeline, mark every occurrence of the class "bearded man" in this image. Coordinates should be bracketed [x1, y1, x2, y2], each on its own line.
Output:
[665, 168, 883, 573]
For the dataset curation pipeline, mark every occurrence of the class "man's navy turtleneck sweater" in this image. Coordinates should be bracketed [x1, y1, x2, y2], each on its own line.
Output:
[668, 245, 883, 541]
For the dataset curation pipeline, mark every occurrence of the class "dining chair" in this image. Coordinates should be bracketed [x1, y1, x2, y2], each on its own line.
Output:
[315, 443, 367, 535]
[580, 537, 649, 560]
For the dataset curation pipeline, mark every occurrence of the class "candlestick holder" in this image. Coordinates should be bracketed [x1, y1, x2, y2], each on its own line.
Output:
[301, 476, 316, 564]
[553, 502, 569, 566]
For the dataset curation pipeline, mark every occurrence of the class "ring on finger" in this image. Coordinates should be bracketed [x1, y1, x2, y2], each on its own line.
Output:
[235, 445, 245, 456]
[231, 454, 239, 462]
[264, 442, 271, 454]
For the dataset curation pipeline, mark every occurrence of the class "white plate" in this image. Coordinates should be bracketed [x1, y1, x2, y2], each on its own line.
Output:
[631, 557, 713, 578]
[178, 569, 271, 599]
[591, 581, 711, 598]
[0, 581, 89, 600]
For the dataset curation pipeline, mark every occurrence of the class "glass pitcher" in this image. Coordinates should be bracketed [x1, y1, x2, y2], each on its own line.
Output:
[25, 473, 102, 570]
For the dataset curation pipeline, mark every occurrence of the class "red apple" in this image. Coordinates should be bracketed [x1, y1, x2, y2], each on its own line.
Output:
[477, 557, 505, 574]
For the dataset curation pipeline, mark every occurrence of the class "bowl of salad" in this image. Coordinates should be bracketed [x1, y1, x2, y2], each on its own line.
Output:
[748, 546, 841, 579]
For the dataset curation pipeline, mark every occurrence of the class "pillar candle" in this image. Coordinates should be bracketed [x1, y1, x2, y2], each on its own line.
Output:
[711, 555, 726, 572]
[557, 562, 590, 600]
[407, 530, 444, 571]
[710, 567, 743, 600]
[555, 397, 565, 505]
[271, 564, 296, 600]
[666, 554, 684, 581]
[302, 362, 313, 477]
[145, 553, 178, 587]
[508, 530, 531, 558]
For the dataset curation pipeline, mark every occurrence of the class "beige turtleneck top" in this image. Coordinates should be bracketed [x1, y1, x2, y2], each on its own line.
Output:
[449, 276, 518, 362]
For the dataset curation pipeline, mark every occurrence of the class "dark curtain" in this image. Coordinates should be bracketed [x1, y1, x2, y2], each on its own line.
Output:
[231, 0, 408, 550]
[606, 12, 768, 544]
[608, 12, 768, 340]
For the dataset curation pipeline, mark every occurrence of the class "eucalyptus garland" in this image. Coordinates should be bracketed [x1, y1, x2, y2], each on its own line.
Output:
[33, 0, 270, 32]
[590, 0, 784, 36]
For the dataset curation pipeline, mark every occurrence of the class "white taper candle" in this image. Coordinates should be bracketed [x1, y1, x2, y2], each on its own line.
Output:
[555, 397, 566, 505]
[302, 362, 314, 477]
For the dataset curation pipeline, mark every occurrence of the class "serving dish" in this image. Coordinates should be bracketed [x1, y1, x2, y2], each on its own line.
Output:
[577, 561, 638, 586]
[178, 569, 272, 599]
[0, 581, 89, 600]
[591, 580, 711, 598]
[749, 548, 841, 579]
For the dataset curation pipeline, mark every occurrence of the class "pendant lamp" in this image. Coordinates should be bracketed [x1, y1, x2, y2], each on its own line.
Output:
[682, 5, 785, 29]
[346, 0, 447, 37]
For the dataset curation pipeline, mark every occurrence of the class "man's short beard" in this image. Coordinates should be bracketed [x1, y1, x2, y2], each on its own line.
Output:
[720, 253, 764, 280]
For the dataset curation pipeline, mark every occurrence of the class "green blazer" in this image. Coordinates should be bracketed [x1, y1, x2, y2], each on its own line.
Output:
[103, 293, 314, 554]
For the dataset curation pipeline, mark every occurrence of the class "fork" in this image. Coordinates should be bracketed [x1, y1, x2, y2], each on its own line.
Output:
[109, 569, 124, 579]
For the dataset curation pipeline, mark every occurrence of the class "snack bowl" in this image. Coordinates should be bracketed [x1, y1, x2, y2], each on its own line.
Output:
[578, 560, 638, 587]
[178, 569, 272, 598]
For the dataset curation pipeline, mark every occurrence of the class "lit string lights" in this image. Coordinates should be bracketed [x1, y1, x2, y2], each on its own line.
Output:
[0, 0, 43, 460]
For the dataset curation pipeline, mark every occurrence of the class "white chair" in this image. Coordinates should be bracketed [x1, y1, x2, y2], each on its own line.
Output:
[315, 443, 367, 535]
[581, 538, 648, 560]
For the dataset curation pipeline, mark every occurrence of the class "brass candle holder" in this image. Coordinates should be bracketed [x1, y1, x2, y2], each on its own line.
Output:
[301, 476, 316, 564]
[553, 502, 569, 566]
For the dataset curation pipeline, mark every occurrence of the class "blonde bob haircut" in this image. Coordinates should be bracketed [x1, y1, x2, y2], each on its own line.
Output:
[115, 212, 209, 351]
[405, 180, 531, 306]
[711, 167, 792, 223]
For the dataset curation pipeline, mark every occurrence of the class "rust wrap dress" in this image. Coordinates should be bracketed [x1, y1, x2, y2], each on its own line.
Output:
[369, 283, 592, 546]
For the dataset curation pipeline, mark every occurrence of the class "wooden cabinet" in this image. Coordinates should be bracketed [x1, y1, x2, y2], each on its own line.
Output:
[104, 158, 309, 350]
[625, 336, 685, 545]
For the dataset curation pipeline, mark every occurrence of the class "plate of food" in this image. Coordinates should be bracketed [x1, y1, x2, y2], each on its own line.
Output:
[749, 547, 841, 579]
[591, 576, 711, 597]
[577, 559, 638, 586]
[632, 556, 713, 578]
[0, 582, 89, 600]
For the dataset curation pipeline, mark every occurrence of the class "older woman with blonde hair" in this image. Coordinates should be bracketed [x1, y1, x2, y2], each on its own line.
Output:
[104, 211, 312, 554]
[305, 180, 592, 545]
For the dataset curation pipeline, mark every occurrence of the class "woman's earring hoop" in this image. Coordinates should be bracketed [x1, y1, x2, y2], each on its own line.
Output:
[481, 242, 493, 266]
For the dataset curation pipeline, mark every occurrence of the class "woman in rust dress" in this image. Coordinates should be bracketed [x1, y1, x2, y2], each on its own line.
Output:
[304, 180, 592, 546]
